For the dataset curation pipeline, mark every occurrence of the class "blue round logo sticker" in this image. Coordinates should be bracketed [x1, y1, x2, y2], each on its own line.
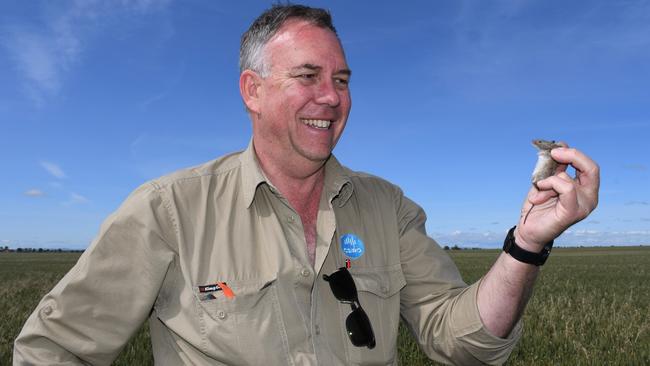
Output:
[340, 233, 365, 260]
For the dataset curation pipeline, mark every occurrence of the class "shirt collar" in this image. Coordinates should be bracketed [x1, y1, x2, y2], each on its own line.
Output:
[323, 154, 354, 208]
[240, 140, 269, 209]
[239, 139, 354, 209]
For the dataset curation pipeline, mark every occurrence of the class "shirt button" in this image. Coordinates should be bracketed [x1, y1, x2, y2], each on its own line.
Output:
[301, 268, 311, 277]
[217, 310, 227, 320]
[381, 285, 389, 293]
[42, 306, 53, 316]
[314, 325, 321, 335]
[287, 215, 295, 223]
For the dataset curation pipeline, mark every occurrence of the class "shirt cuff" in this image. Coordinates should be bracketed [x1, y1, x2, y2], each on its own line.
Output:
[450, 279, 523, 365]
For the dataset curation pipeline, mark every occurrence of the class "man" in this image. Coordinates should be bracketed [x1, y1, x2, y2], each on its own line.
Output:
[14, 4, 599, 365]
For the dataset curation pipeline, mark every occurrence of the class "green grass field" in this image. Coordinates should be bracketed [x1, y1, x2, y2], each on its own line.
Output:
[2, 247, 649, 365]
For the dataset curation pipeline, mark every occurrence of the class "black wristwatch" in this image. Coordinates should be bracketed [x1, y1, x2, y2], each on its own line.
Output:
[502, 226, 553, 266]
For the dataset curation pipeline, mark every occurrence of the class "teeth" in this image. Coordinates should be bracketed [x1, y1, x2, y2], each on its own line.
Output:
[302, 119, 331, 129]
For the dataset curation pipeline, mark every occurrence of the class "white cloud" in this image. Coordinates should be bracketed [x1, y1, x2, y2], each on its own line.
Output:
[24, 189, 45, 197]
[431, 229, 503, 248]
[555, 229, 650, 246]
[64, 192, 90, 205]
[1, 0, 172, 105]
[139, 61, 185, 110]
[625, 201, 649, 206]
[2, 21, 78, 105]
[40, 161, 66, 179]
[426, 1, 650, 103]
[432, 227, 650, 248]
[623, 163, 648, 171]
[5, 32, 62, 93]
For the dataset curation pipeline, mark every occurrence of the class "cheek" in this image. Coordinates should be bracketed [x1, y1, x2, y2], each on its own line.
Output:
[286, 85, 314, 103]
[341, 92, 352, 111]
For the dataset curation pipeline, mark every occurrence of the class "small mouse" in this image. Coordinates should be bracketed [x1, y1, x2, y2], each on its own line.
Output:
[524, 139, 563, 224]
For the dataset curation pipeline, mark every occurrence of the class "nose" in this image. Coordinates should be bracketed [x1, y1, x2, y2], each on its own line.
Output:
[314, 78, 341, 107]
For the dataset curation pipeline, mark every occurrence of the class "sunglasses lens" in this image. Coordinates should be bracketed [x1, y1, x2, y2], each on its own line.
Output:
[346, 307, 376, 349]
[323, 268, 358, 302]
[324, 267, 376, 348]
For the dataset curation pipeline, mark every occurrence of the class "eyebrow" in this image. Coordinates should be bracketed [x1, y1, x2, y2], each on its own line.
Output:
[291, 63, 352, 76]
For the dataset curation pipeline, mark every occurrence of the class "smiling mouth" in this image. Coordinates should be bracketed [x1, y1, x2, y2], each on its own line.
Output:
[301, 118, 332, 129]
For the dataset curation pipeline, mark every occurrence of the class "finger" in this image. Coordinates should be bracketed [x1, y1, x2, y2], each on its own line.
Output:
[536, 175, 579, 213]
[529, 190, 558, 205]
[556, 171, 573, 182]
[530, 171, 572, 202]
[552, 148, 600, 205]
[551, 147, 600, 184]
[551, 142, 570, 174]
[528, 184, 558, 205]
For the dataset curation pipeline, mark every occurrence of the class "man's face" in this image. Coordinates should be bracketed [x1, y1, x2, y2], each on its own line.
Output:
[253, 20, 351, 166]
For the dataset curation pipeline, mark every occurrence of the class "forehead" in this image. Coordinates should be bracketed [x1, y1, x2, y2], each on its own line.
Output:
[264, 20, 347, 70]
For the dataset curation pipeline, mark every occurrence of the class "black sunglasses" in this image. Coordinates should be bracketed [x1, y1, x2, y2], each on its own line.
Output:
[323, 267, 376, 349]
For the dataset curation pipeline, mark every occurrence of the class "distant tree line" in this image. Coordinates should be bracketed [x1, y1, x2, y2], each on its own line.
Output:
[443, 245, 460, 250]
[442, 245, 485, 250]
[0, 247, 84, 253]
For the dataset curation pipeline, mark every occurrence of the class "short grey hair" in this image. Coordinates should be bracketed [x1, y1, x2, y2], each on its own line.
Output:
[239, 4, 338, 77]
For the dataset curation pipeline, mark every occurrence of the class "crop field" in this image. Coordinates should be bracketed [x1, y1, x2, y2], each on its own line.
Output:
[2, 247, 649, 365]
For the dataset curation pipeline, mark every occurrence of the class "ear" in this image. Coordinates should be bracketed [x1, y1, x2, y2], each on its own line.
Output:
[240, 70, 263, 114]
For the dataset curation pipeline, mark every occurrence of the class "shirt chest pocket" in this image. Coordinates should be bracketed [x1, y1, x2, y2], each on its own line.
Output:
[194, 277, 291, 365]
[344, 266, 406, 365]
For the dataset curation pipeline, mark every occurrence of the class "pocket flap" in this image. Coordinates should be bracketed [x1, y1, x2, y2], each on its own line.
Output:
[194, 276, 278, 320]
[350, 266, 406, 299]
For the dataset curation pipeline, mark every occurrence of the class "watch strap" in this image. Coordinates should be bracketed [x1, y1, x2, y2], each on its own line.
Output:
[502, 226, 553, 266]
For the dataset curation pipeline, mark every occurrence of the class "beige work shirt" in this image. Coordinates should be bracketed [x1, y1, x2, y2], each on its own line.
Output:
[14, 142, 521, 365]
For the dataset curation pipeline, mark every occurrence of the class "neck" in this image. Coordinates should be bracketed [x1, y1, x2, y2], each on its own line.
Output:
[253, 139, 327, 212]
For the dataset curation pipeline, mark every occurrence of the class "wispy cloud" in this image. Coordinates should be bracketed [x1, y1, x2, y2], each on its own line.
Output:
[2, 9, 81, 105]
[70, 192, 89, 203]
[432, 226, 650, 247]
[40, 161, 66, 179]
[433, 229, 504, 248]
[1, 0, 172, 105]
[623, 163, 648, 171]
[139, 60, 185, 110]
[559, 229, 650, 246]
[425, 1, 650, 101]
[2, 31, 66, 104]
[63, 192, 89, 205]
[24, 189, 45, 197]
[625, 201, 649, 206]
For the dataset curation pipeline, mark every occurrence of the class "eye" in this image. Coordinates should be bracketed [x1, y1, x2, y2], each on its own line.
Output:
[334, 77, 349, 86]
[298, 73, 316, 80]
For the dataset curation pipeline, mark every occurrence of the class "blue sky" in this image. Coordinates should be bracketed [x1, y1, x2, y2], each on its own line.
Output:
[1, 0, 649, 249]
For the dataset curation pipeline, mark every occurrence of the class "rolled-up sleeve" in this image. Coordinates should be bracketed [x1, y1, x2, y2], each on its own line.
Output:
[397, 193, 522, 366]
[13, 182, 177, 366]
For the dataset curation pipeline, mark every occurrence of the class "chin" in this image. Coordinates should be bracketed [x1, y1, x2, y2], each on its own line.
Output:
[293, 139, 335, 163]
[300, 148, 332, 163]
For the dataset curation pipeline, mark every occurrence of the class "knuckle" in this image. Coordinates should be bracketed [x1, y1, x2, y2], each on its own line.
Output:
[593, 163, 601, 175]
